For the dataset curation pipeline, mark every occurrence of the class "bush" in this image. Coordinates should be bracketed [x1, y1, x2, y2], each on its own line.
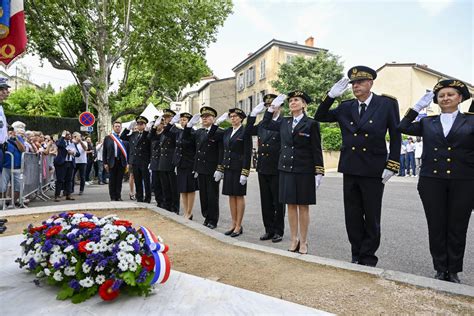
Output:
[321, 125, 342, 151]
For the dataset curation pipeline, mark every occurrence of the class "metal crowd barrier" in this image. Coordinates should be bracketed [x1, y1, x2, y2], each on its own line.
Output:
[0, 151, 15, 210]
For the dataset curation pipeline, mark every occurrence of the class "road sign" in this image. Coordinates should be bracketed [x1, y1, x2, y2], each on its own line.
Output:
[80, 126, 94, 132]
[79, 111, 95, 127]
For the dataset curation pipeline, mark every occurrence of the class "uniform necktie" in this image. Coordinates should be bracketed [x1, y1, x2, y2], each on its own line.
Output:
[360, 103, 367, 118]
[292, 118, 298, 131]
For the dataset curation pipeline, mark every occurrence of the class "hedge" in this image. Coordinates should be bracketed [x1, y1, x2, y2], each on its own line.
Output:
[321, 125, 342, 151]
[5, 113, 88, 137]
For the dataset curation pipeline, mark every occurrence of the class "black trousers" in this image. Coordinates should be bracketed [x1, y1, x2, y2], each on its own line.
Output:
[343, 174, 385, 266]
[258, 173, 285, 235]
[54, 162, 74, 197]
[159, 170, 179, 213]
[152, 170, 164, 206]
[72, 163, 86, 193]
[132, 164, 151, 202]
[198, 173, 219, 226]
[108, 159, 125, 200]
[418, 177, 474, 273]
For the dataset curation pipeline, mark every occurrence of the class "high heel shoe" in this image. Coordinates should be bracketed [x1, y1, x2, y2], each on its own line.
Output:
[230, 227, 243, 238]
[224, 228, 235, 236]
[298, 242, 308, 255]
[288, 240, 300, 252]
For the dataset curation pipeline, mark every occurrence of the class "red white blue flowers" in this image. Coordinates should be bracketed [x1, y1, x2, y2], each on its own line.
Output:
[16, 212, 171, 303]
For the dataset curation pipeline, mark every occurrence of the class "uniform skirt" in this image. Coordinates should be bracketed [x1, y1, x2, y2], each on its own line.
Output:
[176, 167, 198, 193]
[222, 169, 246, 196]
[279, 171, 316, 205]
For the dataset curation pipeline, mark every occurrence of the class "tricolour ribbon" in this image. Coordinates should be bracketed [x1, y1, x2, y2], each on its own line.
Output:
[140, 226, 170, 285]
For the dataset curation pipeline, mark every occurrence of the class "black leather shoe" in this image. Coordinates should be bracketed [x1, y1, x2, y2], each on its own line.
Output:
[272, 234, 283, 243]
[207, 223, 216, 229]
[0, 218, 7, 224]
[447, 272, 460, 283]
[434, 271, 447, 280]
[230, 227, 243, 238]
[203, 221, 209, 227]
[0, 226, 6, 234]
[224, 228, 235, 236]
[117, 198, 123, 201]
[260, 232, 274, 241]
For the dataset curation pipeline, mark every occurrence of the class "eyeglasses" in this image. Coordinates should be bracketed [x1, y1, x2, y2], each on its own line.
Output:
[229, 114, 239, 118]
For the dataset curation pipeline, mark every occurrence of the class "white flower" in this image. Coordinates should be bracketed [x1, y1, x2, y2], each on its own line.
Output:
[109, 233, 118, 240]
[64, 267, 76, 276]
[70, 256, 78, 264]
[64, 245, 74, 253]
[126, 254, 135, 263]
[26, 238, 34, 245]
[53, 270, 63, 282]
[119, 241, 128, 250]
[118, 261, 128, 271]
[95, 275, 106, 284]
[79, 277, 94, 288]
[53, 218, 65, 224]
[46, 218, 54, 224]
[135, 254, 142, 264]
[72, 213, 84, 218]
[85, 242, 96, 251]
[126, 234, 136, 244]
[82, 262, 91, 273]
[40, 262, 47, 267]
[36, 271, 45, 277]
[44, 268, 51, 276]
[117, 226, 126, 233]
[80, 217, 89, 223]
[97, 242, 108, 252]
[95, 265, 105, 272]
[129, 262, 138, 272]
[117, 251, 127, 261]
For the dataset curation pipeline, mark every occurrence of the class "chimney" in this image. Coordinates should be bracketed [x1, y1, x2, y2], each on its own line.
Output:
[305, 36, 314, 47]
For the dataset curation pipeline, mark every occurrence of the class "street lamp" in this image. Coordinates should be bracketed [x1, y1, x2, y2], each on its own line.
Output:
[82, 79, 92, 112]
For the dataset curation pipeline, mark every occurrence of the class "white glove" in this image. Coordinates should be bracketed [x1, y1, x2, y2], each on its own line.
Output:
[239, 175, 248, 185]
[129, 121, 137, 130]
[187, 113, 201, 127]
[328, 78, 350, 98]
[61, 130, 67, 137]
[213, 170, 224, 182]
[215, 112, 229, 125]
[193, 171, 199, 179]
[170, 112, 180, 125]
[413, 91, 435, 112]
[146, 121, 154, 131]
[154, 115, 162, 127]
[315, 174, 323, 190]
[250, 102, 266, 117]
[381, 169, 395, 184]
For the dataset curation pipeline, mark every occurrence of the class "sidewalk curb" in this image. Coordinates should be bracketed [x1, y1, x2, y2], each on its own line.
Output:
[2, 201, 473, 298]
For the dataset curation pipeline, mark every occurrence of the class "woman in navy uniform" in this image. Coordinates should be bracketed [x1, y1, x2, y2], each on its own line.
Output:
[214, 108, 252, 237]
[398, 80, 474, 283]
[148, 115, 165, 208]
[246, 94, 285, 243]
[258, 91, 324, 254]
[165, 112, 198, 220]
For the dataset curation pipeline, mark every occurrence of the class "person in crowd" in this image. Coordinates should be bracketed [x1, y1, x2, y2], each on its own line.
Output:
[406, 137, 416, 176]
[85, 136, 95, 184]
[414, 136, 423, 176]
[314, 66, 401, 266]
[398, 80, 473, 283]
[0, 127, 25, 205]
[213, 108, 251, 238]
[95, 140, 107, 185]
[148, 115, 164, 206]
[121, 116, 151, 203]
[167, 112, 198, 219]
[0, 78, 10, 229]
[103, 121, 129, 201]
[246, 94, 285, 243]
[71, 132, 88, 195]
[399, 141, 407, 176]
[258, 91, 324, 254]
[184, 106, 224, 229]
[53, 130, 80, 201]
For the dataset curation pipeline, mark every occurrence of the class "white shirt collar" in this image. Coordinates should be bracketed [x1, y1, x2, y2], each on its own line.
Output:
[440, 110, 459, 137]
[358, 93, 373, 107]
[292, 113, 304, 122]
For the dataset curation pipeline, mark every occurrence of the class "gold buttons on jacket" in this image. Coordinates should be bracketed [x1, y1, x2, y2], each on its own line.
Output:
[369, 120, 373, 123]
[434, 148, 438, 151]
[448, 147, 452, 151]
[353, 133, 357, 136]
[365, 134, 368, 137]
[434, 158, 438, 162]
[447, 158, 451, 162]
[447, 170, 451, 174]
[433, 170, 438, 174]
[363, 148, 367, 151]
[350, 122, 354, 125]
[352, 147, 355, 150]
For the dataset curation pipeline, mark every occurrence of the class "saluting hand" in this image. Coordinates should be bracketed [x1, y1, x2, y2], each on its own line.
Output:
[145, 121, 153, 131]
[250, 102, 266, 117]
[328, 78, 350, 98]
[187, 113, 201, 128]
[170, 112, 180, 125]
[413, 91, 435, 112]
[215, 112, 229, 125]
[154, 115, 163, 127]
[129, 121, 137, 130]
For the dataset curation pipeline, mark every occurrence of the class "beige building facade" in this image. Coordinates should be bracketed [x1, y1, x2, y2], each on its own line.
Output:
[232, 38, 326, 113]
[373, 63, 473, 116]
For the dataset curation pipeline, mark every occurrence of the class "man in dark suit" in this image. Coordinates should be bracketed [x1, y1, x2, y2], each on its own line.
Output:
[246, 94, 285, 243]
[54, 130, 80, 201]
[103, 121, 129, 201]
[314, 66, 401, 267]
[121, 116, 152, 203]
[184, 106, 224, 229]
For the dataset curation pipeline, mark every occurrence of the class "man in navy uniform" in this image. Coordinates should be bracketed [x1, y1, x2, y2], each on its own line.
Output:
[121, 116, 152, 203]
[185, 106, 224, 229]
[103, 121, 129, 201]
[246, 94, 285, 243]
[314, 66, 401, 267]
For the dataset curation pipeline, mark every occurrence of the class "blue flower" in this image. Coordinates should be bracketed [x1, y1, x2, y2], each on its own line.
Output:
[137, 270, 148, 283]
[28, 258, 37, 270]
[112, 279, 123, 291]
[69, 279, 80, 291]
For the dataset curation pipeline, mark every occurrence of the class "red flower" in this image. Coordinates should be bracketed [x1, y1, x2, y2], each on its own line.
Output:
[141, 254, 155, 272]
[45, 225, 62, 238]
[29, 225, 47, 234]
[78, 222, 96, 229]
[99, 279, 120, 301]
[78, 240, 92, 254]
[67, 212, 75, 217]
[113, 220, 132, 227]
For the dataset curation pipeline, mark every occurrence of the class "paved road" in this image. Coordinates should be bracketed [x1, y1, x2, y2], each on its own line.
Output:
[16, 171, 474, 286]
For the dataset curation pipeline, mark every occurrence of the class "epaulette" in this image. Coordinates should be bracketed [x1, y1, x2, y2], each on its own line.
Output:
[464, 112, 474, 115]
[381, 93, 397, 101]
[340, 98, 356, 104]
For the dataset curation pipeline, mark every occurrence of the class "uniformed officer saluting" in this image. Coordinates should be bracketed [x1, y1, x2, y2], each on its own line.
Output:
[314, 66, 401, 266]
[398, 80, 474, 283]
[184, 106, 224, 229]
[246, 94, 285, 243]
[258, 91, 324, 255]
[120, 115, 152, 203]
[148, 115, 165, 208]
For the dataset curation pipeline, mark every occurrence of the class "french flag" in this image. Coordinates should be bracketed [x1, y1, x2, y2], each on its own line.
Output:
[0, 0, 27, 68]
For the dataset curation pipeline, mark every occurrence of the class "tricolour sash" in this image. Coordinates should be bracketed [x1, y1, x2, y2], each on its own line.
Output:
[110, 133, 127, 163]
